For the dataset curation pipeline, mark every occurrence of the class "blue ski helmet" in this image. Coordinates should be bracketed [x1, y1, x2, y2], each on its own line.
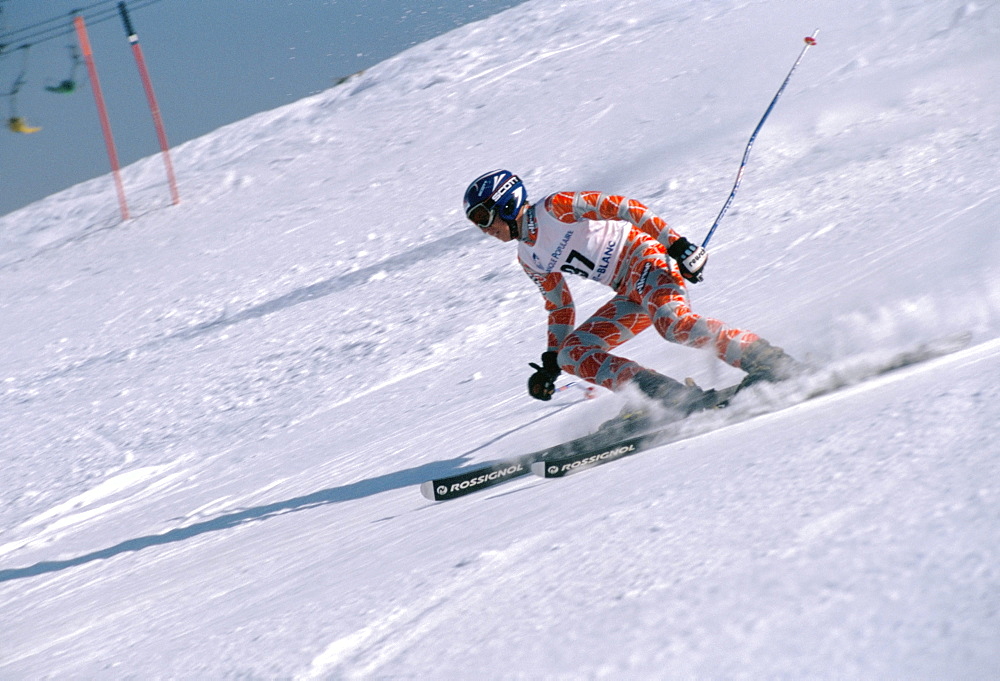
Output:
[463, 170, 527, 231]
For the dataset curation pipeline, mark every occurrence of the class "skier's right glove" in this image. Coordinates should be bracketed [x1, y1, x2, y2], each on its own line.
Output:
[668, 236, 709, 283]
[527, 351, 561, 401]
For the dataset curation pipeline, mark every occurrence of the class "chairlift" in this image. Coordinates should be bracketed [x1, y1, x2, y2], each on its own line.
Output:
[45, 43, 81, 94]
[2, 44, 41, 133]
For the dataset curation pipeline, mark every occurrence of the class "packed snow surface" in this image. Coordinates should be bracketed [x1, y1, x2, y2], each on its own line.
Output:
[2, 0, 999, 677]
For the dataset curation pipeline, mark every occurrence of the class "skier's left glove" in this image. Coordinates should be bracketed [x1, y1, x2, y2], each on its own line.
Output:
[668, 236, 708, 283]
[527, 351, 561, 401]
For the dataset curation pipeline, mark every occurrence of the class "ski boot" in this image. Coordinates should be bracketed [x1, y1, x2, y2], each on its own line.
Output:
[737, 339, 806, 392]
[596, 369, 738, 436]
[631, 370, 734, 415]
[594, 405, 656, 440]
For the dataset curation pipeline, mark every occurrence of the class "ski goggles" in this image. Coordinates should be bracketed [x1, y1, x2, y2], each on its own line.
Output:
[466, 201, 496, 229]
[465, 174, 521, 228]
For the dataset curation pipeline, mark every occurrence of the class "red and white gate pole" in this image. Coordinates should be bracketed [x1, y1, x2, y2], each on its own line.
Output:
[118, 1, 180, 205]
[74, 14, 131, 222]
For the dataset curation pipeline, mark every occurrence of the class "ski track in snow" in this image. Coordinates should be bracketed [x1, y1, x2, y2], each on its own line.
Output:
[297, 535, 549, 679]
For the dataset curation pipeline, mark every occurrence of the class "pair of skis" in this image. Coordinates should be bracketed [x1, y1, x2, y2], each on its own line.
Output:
[419, 417, 663, 501]
[420, 334, 971, 502]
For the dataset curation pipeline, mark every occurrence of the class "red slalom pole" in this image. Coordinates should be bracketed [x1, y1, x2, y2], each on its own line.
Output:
[119, 2, 180, 205]
[75, 15, 131, 222]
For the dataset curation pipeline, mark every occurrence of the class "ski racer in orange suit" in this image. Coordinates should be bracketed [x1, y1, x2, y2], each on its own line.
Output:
[463, 170, 801, 415]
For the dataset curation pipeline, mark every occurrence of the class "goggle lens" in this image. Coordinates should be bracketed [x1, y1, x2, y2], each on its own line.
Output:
[467, 203, 495, 228]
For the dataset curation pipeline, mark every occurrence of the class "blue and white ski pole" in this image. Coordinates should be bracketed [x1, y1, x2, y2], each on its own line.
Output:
[702, 31, 819, 249]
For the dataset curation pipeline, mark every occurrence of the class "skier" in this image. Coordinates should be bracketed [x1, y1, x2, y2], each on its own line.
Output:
[463, 169, 802, 415]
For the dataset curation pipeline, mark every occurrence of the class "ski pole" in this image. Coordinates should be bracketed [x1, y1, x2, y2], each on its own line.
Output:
[555, 381, 599, 400]
[702, 31, 818, 249]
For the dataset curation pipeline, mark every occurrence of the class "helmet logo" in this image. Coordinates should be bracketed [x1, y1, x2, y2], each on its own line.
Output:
[491, 175, 520, 203]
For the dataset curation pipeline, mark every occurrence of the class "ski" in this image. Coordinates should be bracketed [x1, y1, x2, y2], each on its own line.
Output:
[532, 333, 972, 480]
[531, 431, 663, 479]
[419, 409, 665, 501]
[420, 451, 538, 501]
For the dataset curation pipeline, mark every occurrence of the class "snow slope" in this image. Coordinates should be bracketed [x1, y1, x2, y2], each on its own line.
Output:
[2, 0, 999, 677]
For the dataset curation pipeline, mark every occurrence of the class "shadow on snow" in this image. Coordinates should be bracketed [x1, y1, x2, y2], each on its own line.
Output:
[0, 457, 462, 584]
[0, 400, 574, 583]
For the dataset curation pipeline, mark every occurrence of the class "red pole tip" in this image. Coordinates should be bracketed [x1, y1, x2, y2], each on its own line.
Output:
[805, 36, 817, 45]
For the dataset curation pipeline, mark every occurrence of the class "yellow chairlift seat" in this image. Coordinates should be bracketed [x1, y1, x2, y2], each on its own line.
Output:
[8, 116, 41, 133]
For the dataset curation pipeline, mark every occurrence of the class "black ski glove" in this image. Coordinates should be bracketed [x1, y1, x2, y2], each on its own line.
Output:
[668, 236, 709, 283]
[527, 351, 561, 401]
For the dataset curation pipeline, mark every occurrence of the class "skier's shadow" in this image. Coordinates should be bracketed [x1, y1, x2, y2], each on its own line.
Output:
[0, 457, 462, 584]
[0, 402, 574, 584]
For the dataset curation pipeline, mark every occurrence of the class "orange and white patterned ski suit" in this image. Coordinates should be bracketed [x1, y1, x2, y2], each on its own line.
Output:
[518, 191, 760, 391]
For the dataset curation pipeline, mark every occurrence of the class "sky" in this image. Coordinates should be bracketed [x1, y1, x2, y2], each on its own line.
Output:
[0, 0, 526, 218]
